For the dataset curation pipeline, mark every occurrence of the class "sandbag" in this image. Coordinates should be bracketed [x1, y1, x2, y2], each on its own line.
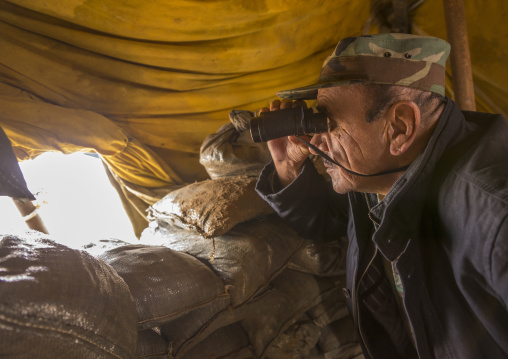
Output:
[82, 238, 133, 257]
[99, 244, 231, 330]
[307, 286, 350, 328]
[160, 305, 241, 358]
[159, 295, 233, 357]
[264, 318, 321, 359]
[179, 323, 254, 359]
[141, 217, 305, 306]
[159, 269, 336, 359]
[318, 317, 364, 359]
[0, 232, 138, 359]
[199, 109, 271, 180]
[138, 328, 171, 359]
[288, 236, 348, 277]
[148, 175, 274, 238]
[239, 270, 336, 358]
[308, 348, 327, 359]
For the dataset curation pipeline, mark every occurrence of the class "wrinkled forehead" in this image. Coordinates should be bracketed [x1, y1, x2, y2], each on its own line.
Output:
[317, 85, 367, 105]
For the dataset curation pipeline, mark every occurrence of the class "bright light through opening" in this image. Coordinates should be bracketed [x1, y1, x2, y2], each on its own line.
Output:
[0, 152, 138, 248]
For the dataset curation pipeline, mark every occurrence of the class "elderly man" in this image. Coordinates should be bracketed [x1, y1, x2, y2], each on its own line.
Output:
[255, 33, 508, 359]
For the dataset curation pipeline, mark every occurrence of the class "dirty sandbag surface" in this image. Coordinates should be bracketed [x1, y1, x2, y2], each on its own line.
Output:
[158, 271, 337, 359]
[138, 112, 358, 358]
[98, 244, 231, 330]
[82, 238, 133, 257]
[141, 217, 305, 307]
[239, 270, 338, 358]
[199, 109, 271, 180]
[307, 286, 350, 328]
[0, 232, 138, 359]
[140, 212, 358, 358]
[138, 328, 171, 359]
[288, 236, 348, 277]
[159, 297, 234, 357]
[148, 175, 274, 238]
[318, 317, 364, 359]
[263, 314, 322, 359]
[179, 322, 254, 359]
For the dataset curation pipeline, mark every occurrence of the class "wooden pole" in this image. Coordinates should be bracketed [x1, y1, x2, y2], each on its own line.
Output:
[392, 0, 410, 33]
[12, 198, 49, 234]
[443, 0, 476, 111]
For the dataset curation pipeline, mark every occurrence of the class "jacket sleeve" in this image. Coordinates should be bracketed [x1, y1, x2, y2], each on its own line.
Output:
[255, 158, 349, 241]
[491, 214, 508, 309]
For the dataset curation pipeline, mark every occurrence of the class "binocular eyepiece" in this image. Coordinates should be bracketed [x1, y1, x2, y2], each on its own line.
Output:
[249, 107, 328, 143]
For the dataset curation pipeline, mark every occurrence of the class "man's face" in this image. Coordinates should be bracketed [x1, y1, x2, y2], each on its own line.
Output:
[311, 86, 392, 194]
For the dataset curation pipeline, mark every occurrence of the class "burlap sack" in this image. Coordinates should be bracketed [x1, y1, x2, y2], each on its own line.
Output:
[159, 294, 233, 357]
[238, 270, 336, 358]
[179, 323, 254, 359]
[99, 244, 231, 330]
[264, 317, 321, 359]
[157, 271, 339, 359]
[288, 236, 348, 277]
[82, 238, 132, 257]
[138, 329, 171, 359]
[318, 317, 364, 359]
[0, 232, 138, 359]
[141, 217, 305, 306]
[199, 109, 271, 180]
[148, 175, 274, 238]
[307, 286, 350, 328]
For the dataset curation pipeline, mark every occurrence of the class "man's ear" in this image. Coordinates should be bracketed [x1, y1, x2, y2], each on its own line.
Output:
[386, 101, 420, 156]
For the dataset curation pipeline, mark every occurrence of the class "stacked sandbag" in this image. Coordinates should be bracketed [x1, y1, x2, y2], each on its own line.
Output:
[199, 109, 272, 180]
[81, 109, 362, 358]
[137, 329, 171, 359]
[140, 214, 362, 357]
[147, 175, 274, 239]
[134, 110, 363, 358]
[87, 242, 231, 359]
[143, 215, 305, 307]
[98, 245, 231, 330]
[0, 232, 138, 359]
[138, 180, 362, 357]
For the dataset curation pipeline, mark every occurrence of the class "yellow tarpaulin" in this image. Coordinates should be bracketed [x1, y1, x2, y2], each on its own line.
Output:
[0, 0, 507, 235]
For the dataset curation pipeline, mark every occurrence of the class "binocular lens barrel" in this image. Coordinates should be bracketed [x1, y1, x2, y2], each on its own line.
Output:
[249, 107, 327, 143]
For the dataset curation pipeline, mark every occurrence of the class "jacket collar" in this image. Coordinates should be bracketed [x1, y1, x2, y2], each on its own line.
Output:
[368, 99, 474, 261]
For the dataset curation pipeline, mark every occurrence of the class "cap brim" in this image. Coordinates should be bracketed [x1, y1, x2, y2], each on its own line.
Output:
[276, 80, 357, 100]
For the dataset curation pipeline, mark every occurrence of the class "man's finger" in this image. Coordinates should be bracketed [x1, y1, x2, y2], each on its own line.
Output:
[280, 99, 293, 109]
[258, 107, 269, 115]
[270, 99, 281, 111]
[292, 100, 307, 109]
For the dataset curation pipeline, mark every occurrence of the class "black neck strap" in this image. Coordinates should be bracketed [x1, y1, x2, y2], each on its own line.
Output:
[296, 136, 410, 178]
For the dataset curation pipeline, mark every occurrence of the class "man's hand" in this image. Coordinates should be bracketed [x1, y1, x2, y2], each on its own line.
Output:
[258, 99, 311, 188]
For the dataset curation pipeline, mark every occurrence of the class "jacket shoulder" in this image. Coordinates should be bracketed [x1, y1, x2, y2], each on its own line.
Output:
[452, 111, 508, 202]
[438, 110, 508, 277]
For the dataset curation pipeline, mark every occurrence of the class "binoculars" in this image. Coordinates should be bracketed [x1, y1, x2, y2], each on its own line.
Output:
[249, 107, 327, 143]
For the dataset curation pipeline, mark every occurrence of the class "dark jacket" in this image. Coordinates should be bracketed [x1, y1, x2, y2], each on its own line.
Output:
[256, 100, 508, 359]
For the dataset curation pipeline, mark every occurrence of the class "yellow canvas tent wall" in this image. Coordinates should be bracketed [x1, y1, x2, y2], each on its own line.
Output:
[1, 0, 507, 235]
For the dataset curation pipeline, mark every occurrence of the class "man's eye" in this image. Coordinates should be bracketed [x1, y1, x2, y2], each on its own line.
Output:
[316, 106, 329, 116]
[327, 118, 338, 132]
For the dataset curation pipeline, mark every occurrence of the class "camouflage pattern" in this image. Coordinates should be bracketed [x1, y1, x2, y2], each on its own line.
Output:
[277, 33, 451, 100]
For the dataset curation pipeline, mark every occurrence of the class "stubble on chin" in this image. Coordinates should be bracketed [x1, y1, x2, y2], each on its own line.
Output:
[330, 168, 355, 194]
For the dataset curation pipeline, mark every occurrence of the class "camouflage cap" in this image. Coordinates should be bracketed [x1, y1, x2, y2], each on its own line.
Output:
[277, 33, 451, 100]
